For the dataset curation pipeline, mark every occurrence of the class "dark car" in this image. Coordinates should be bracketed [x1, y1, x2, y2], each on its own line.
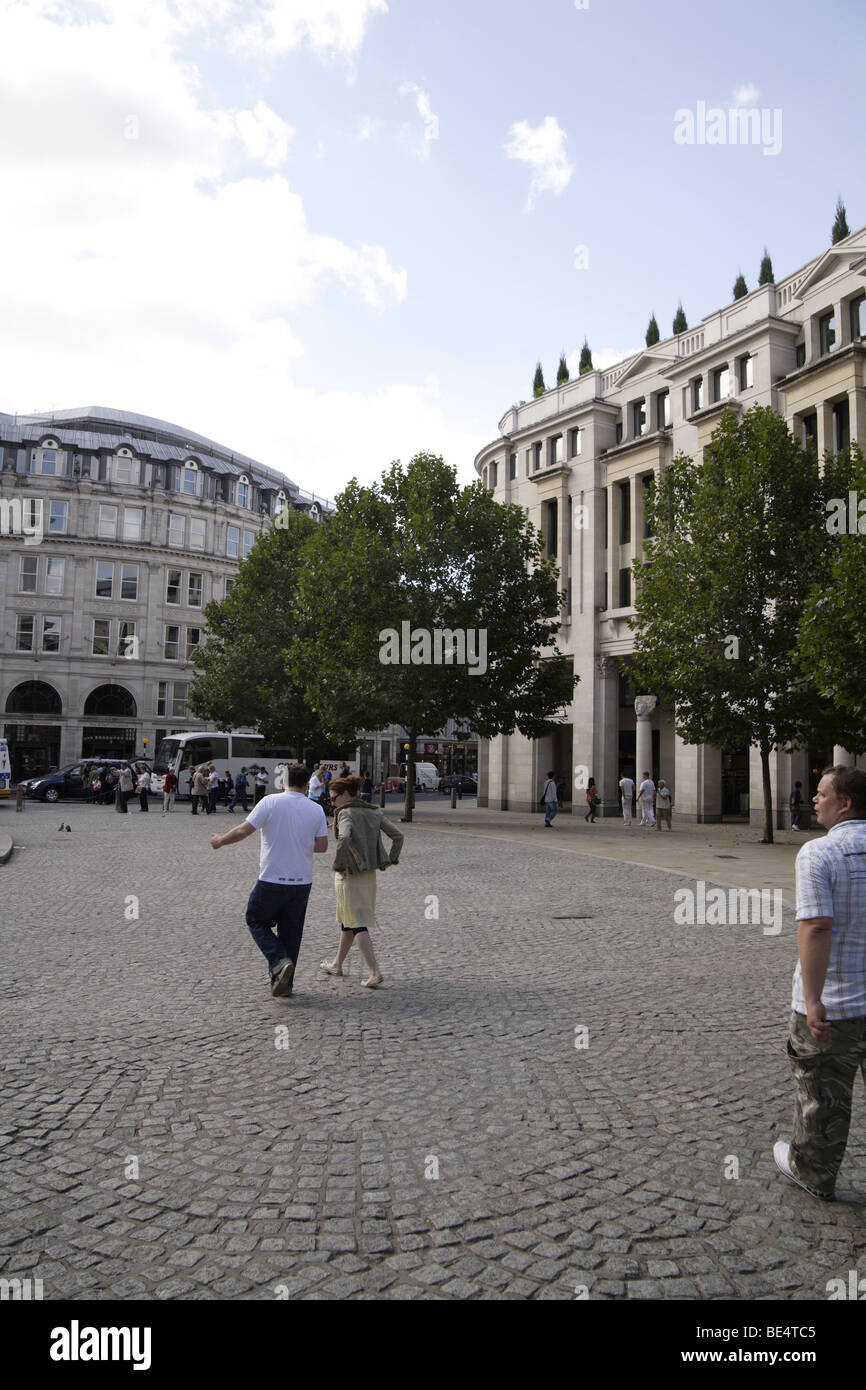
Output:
[438, 775, 477, 794]
[22, 758, 152, 802]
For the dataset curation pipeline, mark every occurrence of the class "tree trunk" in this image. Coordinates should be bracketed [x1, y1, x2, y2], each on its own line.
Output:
[403, 728, 416, 823]
[760, 742, 774, 844]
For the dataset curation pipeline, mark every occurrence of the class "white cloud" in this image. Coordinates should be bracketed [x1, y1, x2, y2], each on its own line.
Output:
[399, 81, 439, 158]
[0, 0, 415, 500]
[504, 116, 574, 211]
[358, 115, 377, 141]
[731, 83, 760, 107]
[231, 0, 389, 64]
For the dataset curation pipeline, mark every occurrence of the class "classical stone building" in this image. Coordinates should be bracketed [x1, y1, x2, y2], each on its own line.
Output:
[0, 406, 330, 779]
[473, 225, 866, 826]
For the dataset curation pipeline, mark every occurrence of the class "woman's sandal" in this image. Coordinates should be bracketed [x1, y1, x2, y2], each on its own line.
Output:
[360, 973, 383, 988]
[319, 960, 343, 976]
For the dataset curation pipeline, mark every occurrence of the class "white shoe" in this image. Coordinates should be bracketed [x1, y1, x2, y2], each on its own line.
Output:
[319, 960, 343, 976]
[773, 1140, 834, 1200]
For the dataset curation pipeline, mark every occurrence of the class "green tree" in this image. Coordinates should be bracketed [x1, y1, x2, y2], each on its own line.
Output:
[556, 352, 570, 386]
[732, 272, 748, 300]
[290, 453, 577, 821]
[798, 444, 866, 748]
[645, 314, 660, 346]
[758, 248, 774, 285]
[578, 339, 593, 374]
[188, 507, 335, 757]
[831, 195, 850, 244]
[533, 361, 546, 397]
[672, 303, 687, 334]
[626, 407, 851, 842]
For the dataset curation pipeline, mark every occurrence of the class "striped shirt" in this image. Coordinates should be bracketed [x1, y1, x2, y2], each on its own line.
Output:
[793, 819, 866, 1018]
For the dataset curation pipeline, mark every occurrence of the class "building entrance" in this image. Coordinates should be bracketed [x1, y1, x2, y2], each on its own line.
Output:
[4, 723, 62, 781]
[81, 727, 137, 761]
[722, 748, 749, 818]
[551, 725, 573, 805]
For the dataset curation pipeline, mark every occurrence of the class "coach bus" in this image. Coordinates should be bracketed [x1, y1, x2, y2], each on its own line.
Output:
[151, 731, 358, 797]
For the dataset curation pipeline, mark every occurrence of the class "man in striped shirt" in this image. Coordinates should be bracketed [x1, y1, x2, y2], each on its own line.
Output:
[774, 766, 866, 1200]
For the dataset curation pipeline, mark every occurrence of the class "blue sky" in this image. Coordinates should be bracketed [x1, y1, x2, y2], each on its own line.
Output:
[0, 0, 863, 497]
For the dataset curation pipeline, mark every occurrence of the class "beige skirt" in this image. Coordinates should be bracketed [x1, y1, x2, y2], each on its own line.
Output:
[335, 869, 377, 929]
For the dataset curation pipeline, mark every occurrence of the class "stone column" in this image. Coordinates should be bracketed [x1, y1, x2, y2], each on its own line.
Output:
[816, 400, 834, 459]
[634, 695, 657, 782]
[595, 655, 619, 814]
[849, 386, 866, 451]
[833, 746, 855, 768]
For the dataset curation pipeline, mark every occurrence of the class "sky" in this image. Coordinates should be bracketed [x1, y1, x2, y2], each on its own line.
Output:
[0, 0, 863, 501]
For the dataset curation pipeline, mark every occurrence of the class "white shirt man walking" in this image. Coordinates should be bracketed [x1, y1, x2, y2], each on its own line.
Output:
[210, 764, 328, 997]
[638, 772, 656, 827]
[618, 774, 635, 826]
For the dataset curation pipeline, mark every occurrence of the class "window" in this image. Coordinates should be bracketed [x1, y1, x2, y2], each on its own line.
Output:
[98, 504, 118, 538]
[189, 518, 206, 550]
[795, 342, 806, 369]
[618, 568, 631, 608]
[819, 311, 836, 356]
[44, 557, 65, 595]
[182, 465, 198, 496]
[172, 683, 188, 718]
[165, 569, 181, 604]
[490, 461, 498, 487]
[642, 475, 654, 539]
[834, 399, 850, 453]
[92, 619, 111, 655]
[569, 428, 582, 457]
[117, 621, 137, 659]
[619, 481, 631, 544]
[802, 413, 818, 450]
[236, 478, 249, 507]
[509, 452, 517, 480]
[120, 564, 138, 600]
[123, 507, 144, 541]
[168, 513, 185, 547]
[615, 422, 623, 445]
[114, 457, 137, 484]
[225, 578, 235, 596]
[692, 376, 704, 411]
[95, 562, 113, 598]
[656, 391, 671, 429]
[19, 555, 38, 592]
[186, 627, 201, 660]
[712, 366, 730, 402]
[49, 501, 67, 534]
[16, 615, 35, 651]
[42, 616, 61, 653]
[242, 530, 255, 559]
[533, 442, 542, 472]
[632, 400, 646, 437]
[186, 572, 203, 608]
[851, 293, 866, 339]
[550, 436, 562, 466]
[164, 625, 180, 660]
[40, 448, 57, 475]
[157, 681, 168, 717]
[226, 525, 239, 558]
[738, 354, 754, 390]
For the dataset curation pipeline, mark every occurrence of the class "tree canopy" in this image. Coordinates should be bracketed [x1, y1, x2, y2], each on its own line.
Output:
[831, 196, 850, 245]
[645, 314, 660, 346]
[672, 303, 688, 334]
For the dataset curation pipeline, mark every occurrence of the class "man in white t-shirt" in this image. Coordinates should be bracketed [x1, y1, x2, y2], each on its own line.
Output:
[210, 763, 328, 997]
[638, 772, 656, 827]
[254, 766, 269, 804]
[307, 767, 324, 802]
[618, 774, 635, 826]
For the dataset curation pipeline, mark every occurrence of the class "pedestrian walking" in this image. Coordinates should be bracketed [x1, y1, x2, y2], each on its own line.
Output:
[136, 767, 151, 812]
[655, 779, 673, 831]
[222, 770, 233, 806]
[360, 774, 373, 803]
[228, 767, 249, 814]
[186, 767, 195, 802]
[192, 764, 209, 815]
[254, 766, 269, 804]
[584, 777, 599, 822]
[210, 763, 329, 997]
[162, 767, 178, 814]
[117, 763, 134, 813]
[774, 766, 866, 1201]
[307, 766, 324, 804]
[790, 780, 804, 831]
[638, 771, 656, 827]
[207, 764, 219, 815]
[618, 773, 635, 826]
[541, 770, 558, 827]
[319, 774, 403, 988]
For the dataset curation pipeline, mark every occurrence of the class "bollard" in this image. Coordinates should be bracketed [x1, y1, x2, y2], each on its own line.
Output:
[379, 781, 386, 808]
[450, 785, 457, 809]
[16, 783, 24, 812]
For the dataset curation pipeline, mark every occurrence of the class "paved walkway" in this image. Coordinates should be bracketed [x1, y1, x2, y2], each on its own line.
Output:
[1, 798, 864, 1301]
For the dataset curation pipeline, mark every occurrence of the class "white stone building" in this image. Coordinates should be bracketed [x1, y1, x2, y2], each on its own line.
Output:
[473, 226, 866, 826]
[0, 406, 330, 779]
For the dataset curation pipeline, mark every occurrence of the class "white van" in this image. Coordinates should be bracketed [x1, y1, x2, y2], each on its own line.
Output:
[400, 761, 440, 791]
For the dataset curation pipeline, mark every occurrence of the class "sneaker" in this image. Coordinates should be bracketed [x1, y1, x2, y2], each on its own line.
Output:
[773, 1140, 835, 1200]
[270, 960, 295, 997]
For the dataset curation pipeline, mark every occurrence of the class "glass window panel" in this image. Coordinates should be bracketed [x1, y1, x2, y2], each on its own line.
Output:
[169, 514, 185, 547]
[164, 625, 180, 659]
[123, 507, 144, 541]
[166, 568, 182, 603]
[19, 555, 38, 592]
[183, 467, 197, 495]
[171, 683, 189, 717]
[226, 525, 239, 558]
[189, 518, 205, 550]
[49, 501, 67, 533]
[188, 572, 203, 607]
[95, 561, 113, 598]
[242, 530, 254, 559]
[42, 616, 61, 652]
[185, 627, 201, 659]
[92, 619, 111, 655]
[16, 615, 34, 650]
[44, 557, 65, 595]
[120, 564, 138, 600]
[98, 504, 118, 538]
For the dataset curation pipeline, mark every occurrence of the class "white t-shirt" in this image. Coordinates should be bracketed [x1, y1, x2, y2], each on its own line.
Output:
[308, 773, 323, 801]
[639, 778, 655, 801]
[256, 770, 269, 787]
[619, 777, 635, 800]
[246, 791, 328, 885]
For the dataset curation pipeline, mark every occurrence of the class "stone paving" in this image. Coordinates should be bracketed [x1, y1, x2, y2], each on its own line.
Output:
[1, 796, 865, 1301]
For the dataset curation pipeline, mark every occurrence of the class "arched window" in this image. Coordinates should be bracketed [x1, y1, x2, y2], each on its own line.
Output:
[236, 475, 250, 508]
[5, 680, 62, 714]
[182, 459, 200, 496]
[83, 684, 137, 718]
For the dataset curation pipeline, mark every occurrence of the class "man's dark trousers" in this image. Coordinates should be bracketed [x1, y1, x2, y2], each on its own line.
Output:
[246, 880, 312, 979]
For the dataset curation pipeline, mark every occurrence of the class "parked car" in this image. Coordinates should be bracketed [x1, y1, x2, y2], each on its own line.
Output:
[438, 775, 478, 795]
[21, 758, 152, 802]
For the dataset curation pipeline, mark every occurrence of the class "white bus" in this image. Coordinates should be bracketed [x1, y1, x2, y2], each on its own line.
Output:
[151, 732, 359, 797]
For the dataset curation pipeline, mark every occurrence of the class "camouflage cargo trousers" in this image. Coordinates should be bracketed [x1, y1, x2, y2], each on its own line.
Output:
[787, 1010, 866, 1197]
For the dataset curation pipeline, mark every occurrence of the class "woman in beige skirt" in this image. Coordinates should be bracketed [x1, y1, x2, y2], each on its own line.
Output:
[319, 775, 403, 987]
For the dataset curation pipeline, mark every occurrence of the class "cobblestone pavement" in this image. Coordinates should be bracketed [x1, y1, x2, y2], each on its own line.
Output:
[1, 799, 864, 1301]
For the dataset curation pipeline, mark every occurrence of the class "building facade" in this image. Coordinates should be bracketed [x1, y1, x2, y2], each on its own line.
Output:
[0, 406, 330, 780]
[473, 226, 866, 826]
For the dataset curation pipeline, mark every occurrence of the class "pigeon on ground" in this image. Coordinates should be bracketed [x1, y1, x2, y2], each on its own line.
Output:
[66, 825, 71, 832]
